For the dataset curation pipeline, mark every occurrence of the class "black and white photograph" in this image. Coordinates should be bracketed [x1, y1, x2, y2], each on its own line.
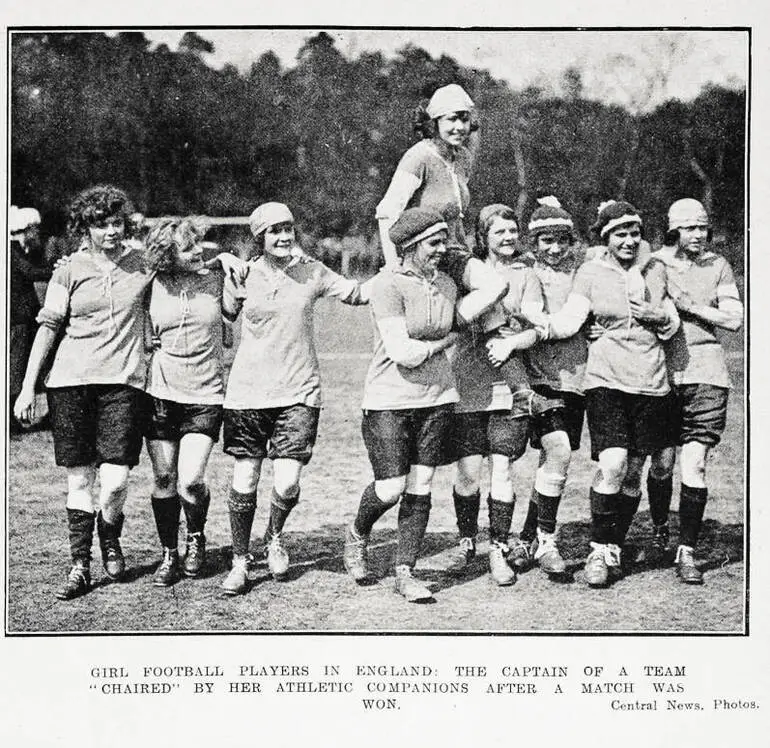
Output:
[5, 24, 749, 634]
[3, 2, 770, 746]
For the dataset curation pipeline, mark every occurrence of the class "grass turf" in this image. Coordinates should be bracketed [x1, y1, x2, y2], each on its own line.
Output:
[6, 298, 746, 633]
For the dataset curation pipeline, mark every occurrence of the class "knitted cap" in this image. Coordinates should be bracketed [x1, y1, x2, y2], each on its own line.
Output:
[249, 202, 294, 238]
[10, 206, 41, 234]
[389, 208, 448, 249]
[592, 200, 642, 238]
[668, 198, 709, 230]
[528, 196, 573, 236]
[426, 84, 475, 120]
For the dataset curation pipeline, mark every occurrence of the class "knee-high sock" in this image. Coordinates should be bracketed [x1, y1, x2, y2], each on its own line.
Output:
[488, 497, 514, 545]
[615, 492, 642, 545]
[648, 475, 673, 527]
[228, 488, 256, 557]
[590, 488, 618, 545]
[354, 482, 396, 537]
[678, 485, 708, 548]
[266, 488, 299, 538]
[520, 489, 539, 541]
[395, 493, 431, 568]
[453, 489, 480, 538]
[181, 485, 210, 535]
[67, 509, 95, 564]
[151, 495, 181, 549]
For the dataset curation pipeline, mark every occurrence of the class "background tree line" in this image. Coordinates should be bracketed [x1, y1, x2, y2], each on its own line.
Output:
[11, 31, 746, 271]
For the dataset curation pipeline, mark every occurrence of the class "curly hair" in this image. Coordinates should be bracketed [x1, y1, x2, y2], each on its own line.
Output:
[66, 185, 134, 237]
[473, 204, 518, 260]
[144, 216, 209, 274]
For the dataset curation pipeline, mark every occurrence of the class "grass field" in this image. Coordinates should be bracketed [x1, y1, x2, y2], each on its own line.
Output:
[5, 298, 746, 634]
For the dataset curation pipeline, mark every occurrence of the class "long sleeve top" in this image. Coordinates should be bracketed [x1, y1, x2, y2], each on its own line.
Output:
[224, 257, 365, 410]
[376, 138, 473, 249]
[453, 257, 544, 413]
[362, 267, 458, 410]
[653, 247, 743, 388]
[545, 249, 678, 396]
[525, 251, 588, 395]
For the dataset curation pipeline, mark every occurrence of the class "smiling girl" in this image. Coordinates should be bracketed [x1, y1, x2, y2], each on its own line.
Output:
[142, 217, 246, 587]
[540, 200, 679, 586]
[220, 202, 370, 596]
[14, 185, 152, 600]
[376, 84, 477, 267]
[343, 207, 459, 602]
[645, 199, 743, 584]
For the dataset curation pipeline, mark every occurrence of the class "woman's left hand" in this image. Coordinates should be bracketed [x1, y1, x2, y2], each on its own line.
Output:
[211, 252, 250, 284]
[486, 336, 517, 368]
[629, 300, 665, 325]
[53, 253, 75, 270]
[290, 246, 314, 264]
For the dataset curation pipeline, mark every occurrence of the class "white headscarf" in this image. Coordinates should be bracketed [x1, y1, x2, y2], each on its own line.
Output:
[426, 84, 474, 119]
[248, 202, 294, 238]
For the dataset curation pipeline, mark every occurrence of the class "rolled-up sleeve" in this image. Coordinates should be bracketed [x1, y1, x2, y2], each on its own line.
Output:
[375, 170, 422, 222]
[370, 274, 440, 368]
[36, 265, 71, 330]
[716, 258, 743, 321]
[318, 264, 368, 305]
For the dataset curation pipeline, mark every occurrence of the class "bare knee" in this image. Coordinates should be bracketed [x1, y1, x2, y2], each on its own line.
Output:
[454, 456, 482, 495]
[232, 458, 261, 494]
[405, 465, 435, 495]
[154, 470, 177, 493]
[99, 464, 130, 498]
[375, 476, 406, 505]
[596, 449, 628, 492]
[541, 431, 571, 474]
[650, 448, 675, 481]
[489, 457, 514, 502]
[179, 480, 208, 504]
[680, 442, 708, 487]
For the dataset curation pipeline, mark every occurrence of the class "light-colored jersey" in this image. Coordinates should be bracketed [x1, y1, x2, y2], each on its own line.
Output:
[654, 247, 742, 388]
[146, 269, 241, 405]
[37, 246, 153, 390]
[454, 257, 543, 413]
[224, 258, 364, 410]
[376, 138, 472, 248]
[557, 250, 671, 396]
[362, 268, 458, 411]
[525, 252, 588, 395]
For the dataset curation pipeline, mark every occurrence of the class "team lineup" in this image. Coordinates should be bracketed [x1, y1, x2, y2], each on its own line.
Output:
[10, 83, 743, 607]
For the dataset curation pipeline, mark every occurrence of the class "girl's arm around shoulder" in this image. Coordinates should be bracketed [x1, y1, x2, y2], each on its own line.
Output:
[317, 261, 369, 305]
[455, 257, 509, 326]
[542, 264, 594, 340]
[220, 266, 247, 322]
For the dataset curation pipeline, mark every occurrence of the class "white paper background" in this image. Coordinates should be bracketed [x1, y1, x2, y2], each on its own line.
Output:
[2, 1, 768, 744]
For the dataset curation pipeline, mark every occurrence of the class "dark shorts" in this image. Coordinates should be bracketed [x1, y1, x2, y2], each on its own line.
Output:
[531, 385, 585, 451]
[145, 397, 223, 442]
[585, 387, 676, 461]
[362, 405, 453, 480]
[223, 404, 320, 464]
[674, 384, 729, 447]
[450, 411, 530, 462]
[47, 384, 146, 468]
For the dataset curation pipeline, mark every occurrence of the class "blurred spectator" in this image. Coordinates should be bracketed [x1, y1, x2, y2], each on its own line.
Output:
[9, 205, 52, 432]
